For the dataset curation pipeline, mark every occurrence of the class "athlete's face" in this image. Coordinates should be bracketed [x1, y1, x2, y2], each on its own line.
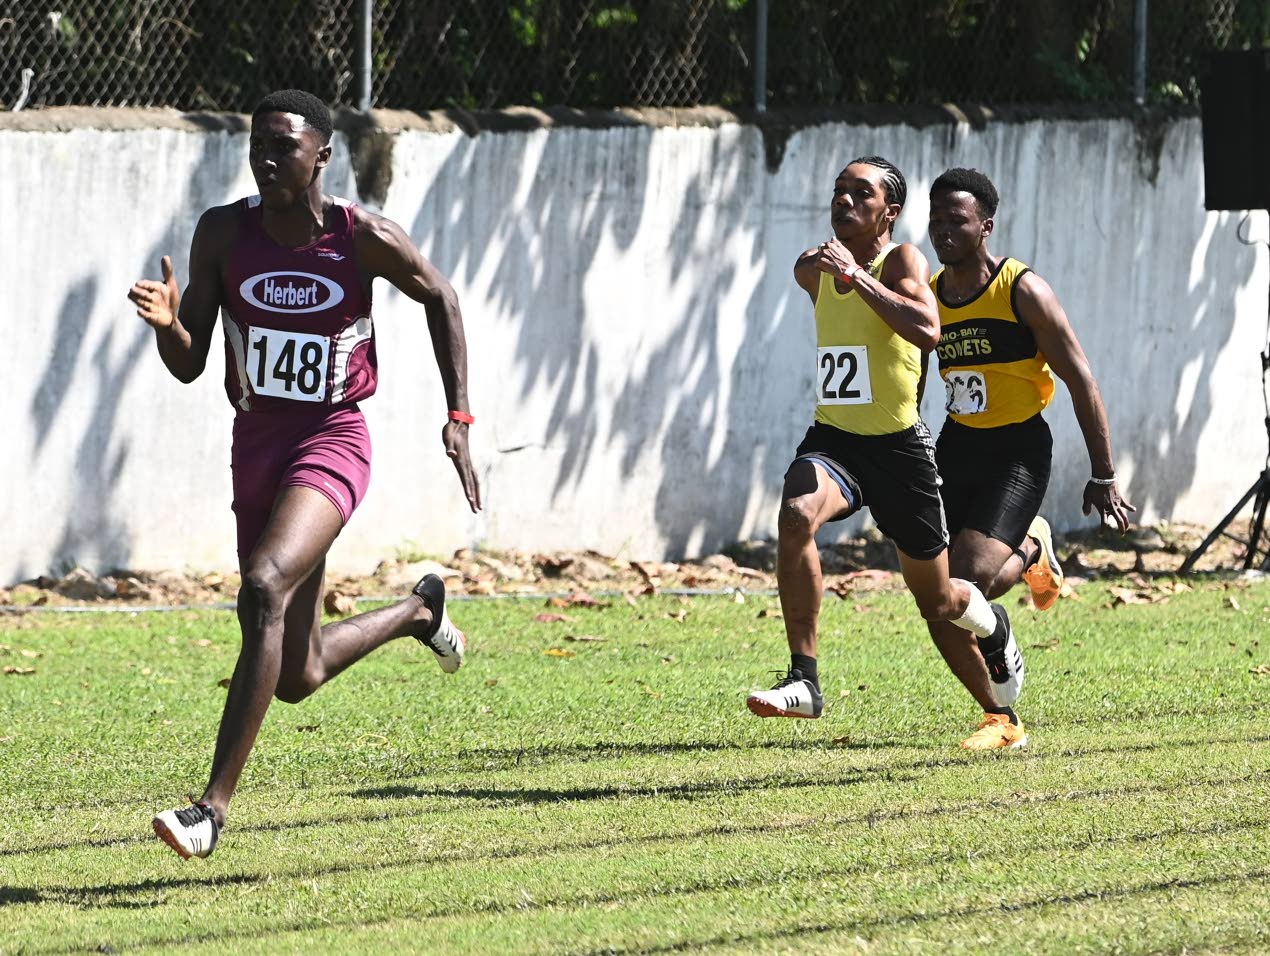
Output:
[928, 190, 992, 265]
[249, 111, 330, 209]
[830, 163, 899, 240]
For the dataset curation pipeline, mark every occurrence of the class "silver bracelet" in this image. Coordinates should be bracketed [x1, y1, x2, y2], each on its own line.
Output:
[1088, 475, 1116, 486]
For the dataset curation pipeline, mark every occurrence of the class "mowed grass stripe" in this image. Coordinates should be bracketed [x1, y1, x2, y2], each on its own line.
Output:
[29, 810, 1270, 955]
[3, 727, 1266, 859]
[6, 763, 1263, 895]
[7, 776, 1267, 951]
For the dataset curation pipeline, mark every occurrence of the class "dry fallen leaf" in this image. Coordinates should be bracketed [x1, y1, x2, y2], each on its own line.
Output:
[19, 649, 41, 658]
[666, 609, 689, 623]
[564, 634, 606, 643]
[756, 608, 781, 619]
[3, 666, 35, 676]
[324, 590, 358, 617]
[543, 648, 576, 658]
[534, 613, 573, 624]
[1227, 596, 1242, 611]
[535, 555, 574, 577]
[1250, 664, 1270, 675]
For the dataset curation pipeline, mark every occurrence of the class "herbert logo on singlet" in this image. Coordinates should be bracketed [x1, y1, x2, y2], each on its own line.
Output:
[239, 272, 345, 314]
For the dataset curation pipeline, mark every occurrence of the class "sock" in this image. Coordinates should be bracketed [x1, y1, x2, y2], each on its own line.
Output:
[977, 606, 1009, 656]
[791, 653, 819, 688]
[950, 581, 997, 638]
[986, 705, 1018, 726]
[1017, 535, 1040, 568]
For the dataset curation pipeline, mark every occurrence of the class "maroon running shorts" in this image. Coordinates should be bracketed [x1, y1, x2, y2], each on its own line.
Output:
[230, 405, 372, 559]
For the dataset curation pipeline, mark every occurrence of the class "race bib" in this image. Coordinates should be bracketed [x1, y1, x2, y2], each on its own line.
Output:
[247, 327, 329, 402]
[944, 369, 987, 415]
[816, 346, 872, 405]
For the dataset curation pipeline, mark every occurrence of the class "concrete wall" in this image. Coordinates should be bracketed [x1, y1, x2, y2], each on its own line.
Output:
[2, 109, 1267, 583]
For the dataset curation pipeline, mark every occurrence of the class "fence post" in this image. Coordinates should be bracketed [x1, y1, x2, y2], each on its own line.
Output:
[754, 0, 768, 112]
[1133, 0, 1148, 105]
[356, 0, 373, 111]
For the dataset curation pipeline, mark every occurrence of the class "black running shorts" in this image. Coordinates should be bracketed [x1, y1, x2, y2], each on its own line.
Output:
[788, 420, 949, 561]
[935, 413, 1052, 548]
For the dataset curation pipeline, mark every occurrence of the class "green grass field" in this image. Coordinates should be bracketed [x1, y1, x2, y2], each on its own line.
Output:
[2, 576, 1269, 954]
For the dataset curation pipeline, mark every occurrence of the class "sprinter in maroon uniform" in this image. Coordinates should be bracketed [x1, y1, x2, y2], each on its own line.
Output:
[128, 89, 481, 860]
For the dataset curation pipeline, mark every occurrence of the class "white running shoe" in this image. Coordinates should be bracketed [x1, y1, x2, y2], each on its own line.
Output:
[980, 603, 1025, 706]
[746, 669, 824, 719]
[153, 800, 219, 860]
[413, 573, 465, 673]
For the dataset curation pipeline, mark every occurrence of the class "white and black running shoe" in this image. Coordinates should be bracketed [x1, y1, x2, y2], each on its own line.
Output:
[980, 603, 1025, 706]
[153, 800, 219, 860]
[746, 669, 824, 719]
[413, 573, 465, 673]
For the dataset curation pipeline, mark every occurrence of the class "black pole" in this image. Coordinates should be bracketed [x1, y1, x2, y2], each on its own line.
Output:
[754, 0, 768, 112]
[356, 0, 373, 112]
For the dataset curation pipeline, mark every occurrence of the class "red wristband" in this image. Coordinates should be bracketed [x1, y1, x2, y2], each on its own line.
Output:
[448, 410, 474, 425]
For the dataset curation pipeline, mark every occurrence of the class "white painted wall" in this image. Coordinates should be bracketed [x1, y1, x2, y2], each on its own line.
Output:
[2, 112, 1266, 583]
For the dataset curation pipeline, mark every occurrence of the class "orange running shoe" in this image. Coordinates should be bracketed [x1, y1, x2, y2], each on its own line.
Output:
[1021, 515, 1063, 611]
[960, 713, 1028, 750]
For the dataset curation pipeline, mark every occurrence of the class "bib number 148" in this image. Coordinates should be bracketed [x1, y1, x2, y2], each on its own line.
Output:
[248, 328, 329, 402]
[816, 346, 872, 405]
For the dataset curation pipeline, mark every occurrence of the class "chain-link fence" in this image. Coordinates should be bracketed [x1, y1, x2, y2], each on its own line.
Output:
[2, 1, 1267, 113]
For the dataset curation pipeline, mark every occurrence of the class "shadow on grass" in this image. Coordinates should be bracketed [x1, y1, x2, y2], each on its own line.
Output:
[350, 763, 918, 805]
[5, 731, 1269, 862]
[4, 766, 1264, 914]
[13, 815, 1268, 953]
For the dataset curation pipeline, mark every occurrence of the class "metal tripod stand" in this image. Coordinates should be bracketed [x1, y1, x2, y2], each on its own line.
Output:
[1180, 311, 1270, 573]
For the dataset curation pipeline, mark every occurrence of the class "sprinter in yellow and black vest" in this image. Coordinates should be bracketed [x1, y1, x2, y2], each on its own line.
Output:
[927, 167, 1134, 748]
[746, 157, 1025, 751]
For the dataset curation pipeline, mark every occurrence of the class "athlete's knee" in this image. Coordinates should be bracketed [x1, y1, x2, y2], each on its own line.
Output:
[911, 584, 962, 623]
[239, 555, 289, 620]
[948, 553, 1000, 593]
[273, 671, 319, 704]
[778, 497, 819, 543]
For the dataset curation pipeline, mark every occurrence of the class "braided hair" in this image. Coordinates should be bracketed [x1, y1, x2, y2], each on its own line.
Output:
[848, 155, 907, 211]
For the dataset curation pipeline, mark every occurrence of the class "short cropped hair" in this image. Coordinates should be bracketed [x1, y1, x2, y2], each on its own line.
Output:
[849, 155, 908, 211]
[252, 89, 333, 145]
[930, 167, 999, 219]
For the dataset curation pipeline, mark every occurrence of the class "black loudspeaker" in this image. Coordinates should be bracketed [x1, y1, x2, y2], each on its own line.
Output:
[1199, 49, 1270, 211]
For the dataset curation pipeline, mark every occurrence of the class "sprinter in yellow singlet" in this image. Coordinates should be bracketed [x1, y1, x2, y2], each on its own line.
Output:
[926, 167, 1133, 749]
[746, 157, 1024, 749]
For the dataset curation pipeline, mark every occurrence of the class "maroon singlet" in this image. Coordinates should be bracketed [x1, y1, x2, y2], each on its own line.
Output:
[220, 196, 376, 557]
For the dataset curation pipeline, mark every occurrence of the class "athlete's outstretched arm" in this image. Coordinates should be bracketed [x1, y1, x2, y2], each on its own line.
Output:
[811, 241, 940, 350]
[127, 206, 230, 383]
[1016, 271, 1135, 532]
[355, 209, 481, 513]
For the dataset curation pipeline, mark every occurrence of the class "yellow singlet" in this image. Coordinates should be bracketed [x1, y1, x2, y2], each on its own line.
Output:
[932, 257, 1055, 429]
[813, 243, 922, 436]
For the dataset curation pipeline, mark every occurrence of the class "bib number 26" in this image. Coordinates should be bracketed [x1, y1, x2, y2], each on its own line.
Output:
[248, 327, 329, 402]
[816, 346, 872, 405]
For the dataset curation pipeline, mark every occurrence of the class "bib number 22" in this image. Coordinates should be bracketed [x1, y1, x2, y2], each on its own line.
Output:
[248, 328, 329, 402]
[816, 346, 872, 405]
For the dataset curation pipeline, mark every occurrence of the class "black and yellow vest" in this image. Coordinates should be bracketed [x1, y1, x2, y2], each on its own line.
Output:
[932, 257, 1054, 428]
[814, 243, 923, 436]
